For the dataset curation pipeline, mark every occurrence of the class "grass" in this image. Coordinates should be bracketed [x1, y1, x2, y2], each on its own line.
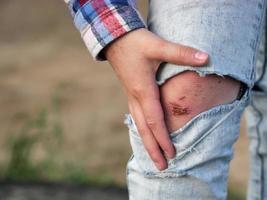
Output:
[228, 187, 246, 200]
[1, 88, 116, 187]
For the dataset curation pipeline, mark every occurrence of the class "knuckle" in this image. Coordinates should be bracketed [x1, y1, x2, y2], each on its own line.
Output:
[183, 47, 191, 57]
[154, 39, 167, 49]
[146, 119, 158, 130]
[147, 149, 160, 163]
[178, 46, 193, 61]
[153, 39, 168, 58]
[131, 85, 144, 98]
[179, 47, 187, 58]
[175, 46, 184, 60]
[137, 127, 147, 136]
[162, 144, 172, 153]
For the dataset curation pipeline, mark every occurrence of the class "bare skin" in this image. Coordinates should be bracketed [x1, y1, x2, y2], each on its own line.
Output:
[104, 28, 210, 171]
[160, 71, 241, 133]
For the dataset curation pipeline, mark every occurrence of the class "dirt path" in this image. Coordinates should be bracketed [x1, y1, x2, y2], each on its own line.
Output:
[0, 182, 128, 200]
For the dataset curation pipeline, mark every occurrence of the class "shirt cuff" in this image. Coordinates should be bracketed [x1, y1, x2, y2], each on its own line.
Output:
[67, 0, 146, 61]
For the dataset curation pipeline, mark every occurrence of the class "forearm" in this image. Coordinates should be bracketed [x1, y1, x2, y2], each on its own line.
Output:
[64, 0, 146, 60]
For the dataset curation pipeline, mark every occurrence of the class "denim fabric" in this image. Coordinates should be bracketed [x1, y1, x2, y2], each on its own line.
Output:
[148, 0, 266, 88]
[125, 91, 248, 200]
[246, 12, 267, 200]
[124, 1, 267, 199]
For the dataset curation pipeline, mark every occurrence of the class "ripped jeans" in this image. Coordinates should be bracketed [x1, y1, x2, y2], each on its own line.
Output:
[124, 1, 267, 200]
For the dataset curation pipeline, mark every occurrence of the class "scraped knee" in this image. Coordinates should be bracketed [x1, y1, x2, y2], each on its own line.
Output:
[160, 71, 243, 133]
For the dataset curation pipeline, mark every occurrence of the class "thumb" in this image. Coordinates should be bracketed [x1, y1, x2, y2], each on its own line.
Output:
[155, 40, 209, 67]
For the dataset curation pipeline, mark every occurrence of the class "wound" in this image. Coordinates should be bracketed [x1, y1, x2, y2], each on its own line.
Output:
[179, 96, 186, 100]
[169, 102, 191, 116]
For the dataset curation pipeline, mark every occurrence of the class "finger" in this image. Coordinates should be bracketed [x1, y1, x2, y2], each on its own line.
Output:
[154, 39, 209, 66]
[136, 83, 176, 159]
[129, 98, 168, 170]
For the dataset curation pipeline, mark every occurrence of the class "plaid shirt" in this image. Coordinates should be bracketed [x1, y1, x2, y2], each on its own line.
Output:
[65, 0, 146, 60]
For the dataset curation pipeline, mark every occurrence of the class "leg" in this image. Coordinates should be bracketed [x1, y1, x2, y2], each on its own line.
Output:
[246, 13, 267, 200]
[125, 73, 248, 200]
[125, 1, 267, 199]
[160, 71, 241, 133]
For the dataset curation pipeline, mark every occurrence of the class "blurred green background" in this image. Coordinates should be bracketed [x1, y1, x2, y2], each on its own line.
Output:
[0, 0, 249, 199]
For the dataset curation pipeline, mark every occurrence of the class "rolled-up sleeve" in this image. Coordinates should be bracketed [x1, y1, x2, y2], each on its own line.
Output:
[65, 0, 146, 60]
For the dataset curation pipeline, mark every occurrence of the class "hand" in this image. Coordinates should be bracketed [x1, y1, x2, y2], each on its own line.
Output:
[104, 28, 209, 170]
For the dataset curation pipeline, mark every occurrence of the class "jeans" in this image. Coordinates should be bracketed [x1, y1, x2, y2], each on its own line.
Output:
[124, 1, 267, 199]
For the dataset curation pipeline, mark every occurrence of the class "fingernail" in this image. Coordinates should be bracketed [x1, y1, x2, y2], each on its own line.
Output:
[156, 162, 168, 171]
[166, 147, 176, 159]
[168, 152, 175, 159]
[155, 163, 161, 170]
[155, 162, 163, 171]
[194, 51, 208, 61]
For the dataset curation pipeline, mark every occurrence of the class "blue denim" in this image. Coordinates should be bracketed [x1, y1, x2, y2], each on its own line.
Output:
[125, 92, 248, 200]
[246, 13, 267, 200]
[124, 1, 267, 200]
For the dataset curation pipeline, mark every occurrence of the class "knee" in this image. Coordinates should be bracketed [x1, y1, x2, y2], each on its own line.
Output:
[160, 71, 241, 133]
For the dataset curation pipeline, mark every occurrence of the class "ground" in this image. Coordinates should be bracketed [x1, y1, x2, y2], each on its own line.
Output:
[0, 182, 128, 200]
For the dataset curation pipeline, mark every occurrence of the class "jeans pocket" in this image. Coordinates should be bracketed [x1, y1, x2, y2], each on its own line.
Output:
[125, 88, 249, 178]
